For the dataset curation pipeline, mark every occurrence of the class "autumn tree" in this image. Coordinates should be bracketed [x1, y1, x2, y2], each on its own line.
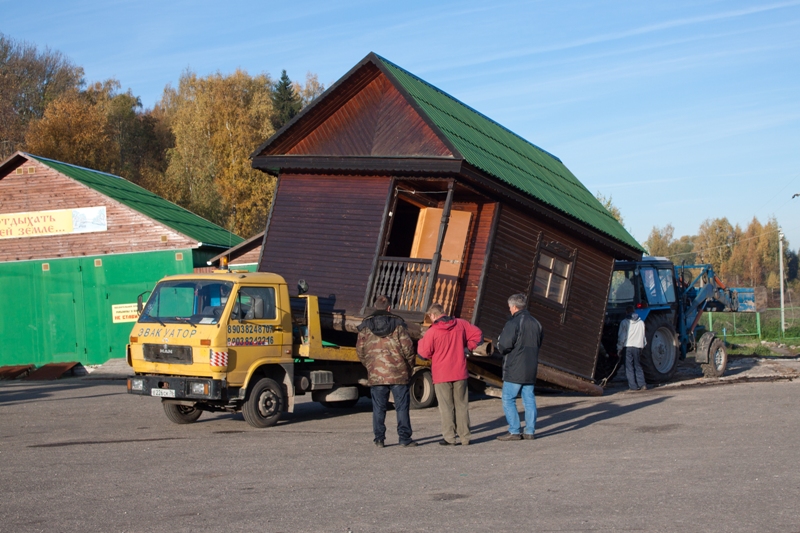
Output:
[694, 217, 735, 274]
[270, 70, 302, 130]
[645, 224, 674, 257]
[0, 33, 84, 158]
[158, 69, 276, 236]
[758, 217, 781, 288]
[24, 88, 114, 171]
[101, 83, 169, 183]
[294, 72, 326, 108]
[24, 79, 168, 184]
[595, 192, 624, 226]
[787, 249, 798, 282]
[670, 235, 696, 264]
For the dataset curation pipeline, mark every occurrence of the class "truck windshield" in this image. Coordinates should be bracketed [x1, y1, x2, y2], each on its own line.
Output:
[140, 280, 234, 325]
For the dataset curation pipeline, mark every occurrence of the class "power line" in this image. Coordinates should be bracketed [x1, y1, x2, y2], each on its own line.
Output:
[752, 170, 800, 215]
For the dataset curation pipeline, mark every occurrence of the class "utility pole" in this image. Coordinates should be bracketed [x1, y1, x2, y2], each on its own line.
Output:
[779, 229, 785, 334]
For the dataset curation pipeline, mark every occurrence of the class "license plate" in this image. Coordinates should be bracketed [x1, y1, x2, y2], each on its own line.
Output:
[151, 388, 176, 398]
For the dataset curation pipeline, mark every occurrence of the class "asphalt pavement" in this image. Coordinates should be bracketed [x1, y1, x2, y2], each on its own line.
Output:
[1, 365, 799, 532]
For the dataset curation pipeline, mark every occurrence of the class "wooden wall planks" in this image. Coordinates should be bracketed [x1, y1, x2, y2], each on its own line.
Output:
[0, 160, 197, 262]
[476, 204, 614, 380]
[231, 246, 262, 266]
[258, 174, 392, 317]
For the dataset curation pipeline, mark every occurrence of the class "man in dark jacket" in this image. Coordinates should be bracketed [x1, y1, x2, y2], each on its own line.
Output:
[495, 293, 543, 441]
[356, 295, 417, 448]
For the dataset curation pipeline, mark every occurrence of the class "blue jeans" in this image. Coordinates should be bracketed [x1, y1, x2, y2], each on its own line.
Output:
[501, 382, 537, 435]
[371, 384, 412, 444]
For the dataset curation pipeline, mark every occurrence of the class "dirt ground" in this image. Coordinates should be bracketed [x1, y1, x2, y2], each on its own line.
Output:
[604, 347, 800, 392]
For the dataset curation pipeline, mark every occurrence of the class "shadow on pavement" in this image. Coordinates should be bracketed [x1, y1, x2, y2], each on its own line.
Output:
[535, 396, 670, 438]
[467, 395, 670, 444]
[0, 378, 127, 406]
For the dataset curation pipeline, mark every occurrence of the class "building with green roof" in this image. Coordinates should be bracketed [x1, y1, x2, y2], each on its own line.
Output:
[249, 53, 643, 393]
[0, 152, 242, 367]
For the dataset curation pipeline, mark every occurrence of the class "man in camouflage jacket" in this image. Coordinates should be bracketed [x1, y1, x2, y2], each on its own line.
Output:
[356, 295, 417, 447]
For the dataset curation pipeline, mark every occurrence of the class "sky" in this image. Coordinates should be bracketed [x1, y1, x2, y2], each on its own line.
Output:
[3, 0, 800, 253]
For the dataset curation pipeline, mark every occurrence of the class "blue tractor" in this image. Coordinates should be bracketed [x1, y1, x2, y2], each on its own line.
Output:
[597, 257, 764, 384]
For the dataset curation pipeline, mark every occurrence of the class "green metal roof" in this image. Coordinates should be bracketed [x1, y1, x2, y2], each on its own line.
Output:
[29, 155, 243, 249]
[376, 56, 644, 253]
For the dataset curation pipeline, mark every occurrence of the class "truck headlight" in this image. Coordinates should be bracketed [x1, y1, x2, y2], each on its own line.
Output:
[189, 381, 208, 395]
[130, 378, 144, 391]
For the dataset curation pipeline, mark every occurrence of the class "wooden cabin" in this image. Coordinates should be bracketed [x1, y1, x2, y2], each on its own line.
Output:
[250, 53, 644, 391]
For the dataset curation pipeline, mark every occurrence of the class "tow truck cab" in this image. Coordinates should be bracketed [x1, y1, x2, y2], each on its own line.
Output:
[127, 271, 296, 426]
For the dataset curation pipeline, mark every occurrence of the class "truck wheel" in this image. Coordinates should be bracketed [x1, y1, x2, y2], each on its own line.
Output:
[409, 368, 436, 409]
[162, 402, 202, 424]
[641, 315, 678, 383]
[242, 377, 284, 428]
[701, 338, 728, 378]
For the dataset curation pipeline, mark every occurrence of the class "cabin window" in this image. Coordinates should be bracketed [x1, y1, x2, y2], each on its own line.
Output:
[533, 252, 571, 304]
[531, 240, 576, 313]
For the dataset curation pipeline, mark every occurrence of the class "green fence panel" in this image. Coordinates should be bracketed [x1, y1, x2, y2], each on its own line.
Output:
[0, 249, 195, 367]
[0, 262, 40, 364]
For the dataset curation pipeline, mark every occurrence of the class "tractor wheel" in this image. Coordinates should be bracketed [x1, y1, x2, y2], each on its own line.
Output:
[701, 338, 728, 378]
[242, 377, 284, 428]
[641, 314, 679, 383]
[409, 368, 436, 409]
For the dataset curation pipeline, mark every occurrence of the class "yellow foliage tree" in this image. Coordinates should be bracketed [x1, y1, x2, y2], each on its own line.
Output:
[694, 217, 735, 275]
[24, 89, 115, 170]
[158, 69, 276, 237]
[24, 79, 168, 185]
[644, 224, 674, 257]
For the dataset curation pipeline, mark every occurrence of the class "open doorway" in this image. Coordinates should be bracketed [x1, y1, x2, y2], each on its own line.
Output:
[385, 199, 420, 258]
[371, 195, 472, 316]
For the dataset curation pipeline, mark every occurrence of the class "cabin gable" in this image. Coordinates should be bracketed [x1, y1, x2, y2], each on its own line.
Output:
[286, 73, 453, 158]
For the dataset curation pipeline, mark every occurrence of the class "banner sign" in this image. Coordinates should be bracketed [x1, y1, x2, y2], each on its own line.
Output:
[0, 206, 107, 239]
[112, 303, 140, 324]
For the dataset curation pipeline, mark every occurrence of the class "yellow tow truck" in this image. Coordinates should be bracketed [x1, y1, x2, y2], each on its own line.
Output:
[126, 271, 375, 428]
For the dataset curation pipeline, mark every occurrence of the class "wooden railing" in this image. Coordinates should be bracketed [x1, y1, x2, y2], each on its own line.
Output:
[367, 257, 460, 316]
[369, 257, 433, 313]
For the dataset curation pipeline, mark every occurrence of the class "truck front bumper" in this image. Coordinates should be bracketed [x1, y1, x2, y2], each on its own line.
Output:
[128, 375, 227, 401]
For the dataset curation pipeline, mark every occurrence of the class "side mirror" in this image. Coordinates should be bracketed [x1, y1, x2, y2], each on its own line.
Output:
[136, 290, 150, 314]
[298, 279, 309, 295]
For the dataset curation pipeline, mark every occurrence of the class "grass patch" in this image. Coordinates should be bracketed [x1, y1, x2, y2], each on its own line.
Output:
[724, 343, 776, 357]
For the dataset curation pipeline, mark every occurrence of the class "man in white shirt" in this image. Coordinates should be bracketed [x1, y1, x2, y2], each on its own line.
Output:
[617, 305, 647, 391]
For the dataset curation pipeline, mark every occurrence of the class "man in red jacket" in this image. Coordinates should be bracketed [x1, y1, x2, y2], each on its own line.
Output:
[417, 303, 483, 446]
